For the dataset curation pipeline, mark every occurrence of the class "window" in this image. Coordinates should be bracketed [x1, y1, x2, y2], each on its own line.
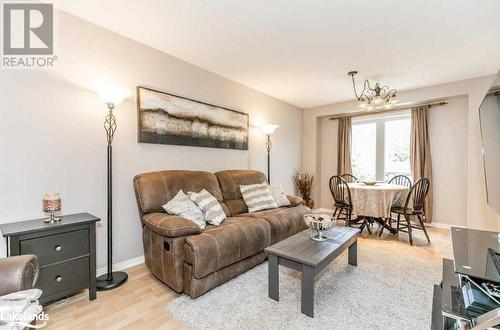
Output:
[351, 123, 376, 181]
[351, 111, 411, 181]
[384, 118, 411, 181]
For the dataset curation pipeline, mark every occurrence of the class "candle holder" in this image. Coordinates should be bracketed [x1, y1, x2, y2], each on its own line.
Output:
[43, 194, 62, 223]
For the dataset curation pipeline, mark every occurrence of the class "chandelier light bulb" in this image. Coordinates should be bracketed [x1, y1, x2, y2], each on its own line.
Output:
[348, 71, 399, 111]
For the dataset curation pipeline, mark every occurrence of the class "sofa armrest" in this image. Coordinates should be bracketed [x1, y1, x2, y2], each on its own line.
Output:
[0, 255, 39, 296]
[286, 195, 304, 207]
[143, 213, 202, 238]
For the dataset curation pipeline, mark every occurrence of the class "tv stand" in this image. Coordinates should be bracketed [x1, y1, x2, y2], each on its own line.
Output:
[431, 227, 500, 329]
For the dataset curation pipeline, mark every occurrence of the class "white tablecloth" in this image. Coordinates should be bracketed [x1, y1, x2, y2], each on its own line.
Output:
[347, 183, 409, 218]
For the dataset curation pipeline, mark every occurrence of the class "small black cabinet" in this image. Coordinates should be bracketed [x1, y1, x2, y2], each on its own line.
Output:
[1, 213, 100, 304]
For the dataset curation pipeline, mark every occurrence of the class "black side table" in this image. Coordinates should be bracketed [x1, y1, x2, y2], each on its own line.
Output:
[1, 213, 100, 304]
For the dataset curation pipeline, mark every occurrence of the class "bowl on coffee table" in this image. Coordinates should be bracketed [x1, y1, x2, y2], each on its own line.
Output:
[303, 213, 335, 241]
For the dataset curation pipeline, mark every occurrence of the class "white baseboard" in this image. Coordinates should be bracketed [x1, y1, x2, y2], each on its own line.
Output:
[425, 222, 451, 229]
[426, 222, 466, 230]
[96, 255, 145, 276]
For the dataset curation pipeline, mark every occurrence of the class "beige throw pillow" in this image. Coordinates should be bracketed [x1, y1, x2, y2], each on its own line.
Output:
[188, 189, 226, 226]
[269, 184, 291, 207]
[240, 183, 278, 213]
[162, 190, 206, 229]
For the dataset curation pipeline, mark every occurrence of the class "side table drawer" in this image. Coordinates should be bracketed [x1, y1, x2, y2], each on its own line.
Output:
[37, 257, 90, 302]
[20, 229, 89, 266]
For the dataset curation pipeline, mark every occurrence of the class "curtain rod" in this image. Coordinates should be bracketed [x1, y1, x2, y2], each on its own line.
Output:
[487, 88, 500, 96]
[328, 101, 448, 120]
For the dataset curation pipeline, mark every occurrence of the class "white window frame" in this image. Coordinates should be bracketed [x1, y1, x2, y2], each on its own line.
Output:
[351, 110, 411, 181]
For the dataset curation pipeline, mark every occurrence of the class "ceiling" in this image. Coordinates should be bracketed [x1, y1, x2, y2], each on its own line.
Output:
[56, 0, 500, 108]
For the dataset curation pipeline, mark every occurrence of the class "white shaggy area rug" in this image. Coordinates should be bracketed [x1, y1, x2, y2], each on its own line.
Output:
[167, 240, 441, 330]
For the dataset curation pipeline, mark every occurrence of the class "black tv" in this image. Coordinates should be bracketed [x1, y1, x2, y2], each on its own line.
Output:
[479, 72, 500, 215]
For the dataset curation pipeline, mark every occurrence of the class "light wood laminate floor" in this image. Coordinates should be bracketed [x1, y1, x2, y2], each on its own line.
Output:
[43, 226, 452, 330]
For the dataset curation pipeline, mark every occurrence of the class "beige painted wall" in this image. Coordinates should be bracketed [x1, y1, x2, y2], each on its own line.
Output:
[303, 76, 499, 231]
[428, 97, 468, 226]
[0, 12, 303, 265]
[318, 117, 338, 208]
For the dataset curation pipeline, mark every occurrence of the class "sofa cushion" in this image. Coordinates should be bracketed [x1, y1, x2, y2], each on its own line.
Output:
[134, 170, 225, 214]
[184, 217, 271, 279]
[237, 205, 309, 244]
[224, 199, 248, 216]
[143, 213, 202, 237]
[215, 170, 268, 215]
[216, 170, 267, 200]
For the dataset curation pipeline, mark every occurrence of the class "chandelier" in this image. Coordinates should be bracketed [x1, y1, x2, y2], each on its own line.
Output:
[348, 71, 398, 110]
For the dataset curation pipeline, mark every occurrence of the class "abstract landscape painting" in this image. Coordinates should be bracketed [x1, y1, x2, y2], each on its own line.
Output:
[137, 87, 249, 150]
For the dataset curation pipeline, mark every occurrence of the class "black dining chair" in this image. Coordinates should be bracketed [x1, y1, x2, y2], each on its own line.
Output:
[385, 175, 412, 227]
[329, 175, 371, 233]
[388, 175, 412, 189]
[340, 173, 358, 183]
[388, 178, 431, 246]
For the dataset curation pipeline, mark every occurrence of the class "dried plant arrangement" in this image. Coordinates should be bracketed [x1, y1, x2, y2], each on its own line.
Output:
[293, 171, 314, 200]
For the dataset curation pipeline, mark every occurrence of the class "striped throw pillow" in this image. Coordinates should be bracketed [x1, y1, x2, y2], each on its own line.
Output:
[240, 183, 278, 213]
[163, 190, 206, 229]
[269, 184, 291, 207]
[188, 189, 226, 226]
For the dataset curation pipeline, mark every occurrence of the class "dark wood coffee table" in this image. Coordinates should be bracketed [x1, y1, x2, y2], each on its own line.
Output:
[265, 226, 360, 317]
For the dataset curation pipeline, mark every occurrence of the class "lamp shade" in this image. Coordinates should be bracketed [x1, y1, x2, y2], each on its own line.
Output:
[97, 84, 129, 105]
[261, 124, 279, 135]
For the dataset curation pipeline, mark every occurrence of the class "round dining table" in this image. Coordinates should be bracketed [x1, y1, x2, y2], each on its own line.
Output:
[347, 182, 409, 234]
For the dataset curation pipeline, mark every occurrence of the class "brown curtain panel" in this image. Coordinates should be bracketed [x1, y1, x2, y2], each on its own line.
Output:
[410, 106, 433, 222]
[337, 117, 352, 175]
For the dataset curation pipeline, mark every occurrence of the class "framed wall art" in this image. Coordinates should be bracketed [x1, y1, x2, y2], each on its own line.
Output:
[137, 86, 249, 150]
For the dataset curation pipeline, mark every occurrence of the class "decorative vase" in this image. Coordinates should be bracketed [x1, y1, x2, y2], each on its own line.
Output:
[304, 213, 335, 241]
[303, 198, 314, 208]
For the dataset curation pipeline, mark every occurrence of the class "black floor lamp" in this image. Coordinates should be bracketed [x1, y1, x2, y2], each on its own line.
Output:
[96, 85, 129, 290]
[261, 124, 279, 184]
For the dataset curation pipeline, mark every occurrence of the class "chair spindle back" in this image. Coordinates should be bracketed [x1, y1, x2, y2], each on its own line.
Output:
[340, 174, 358, 183]
[329, 176, 352, 207]
[404, 177, 430, 212]
[388, 175, 412, 189]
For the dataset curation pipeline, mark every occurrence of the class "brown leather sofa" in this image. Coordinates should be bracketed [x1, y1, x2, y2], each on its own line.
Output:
[0, 255, 39, 296]
[133, 169, 309, 298]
